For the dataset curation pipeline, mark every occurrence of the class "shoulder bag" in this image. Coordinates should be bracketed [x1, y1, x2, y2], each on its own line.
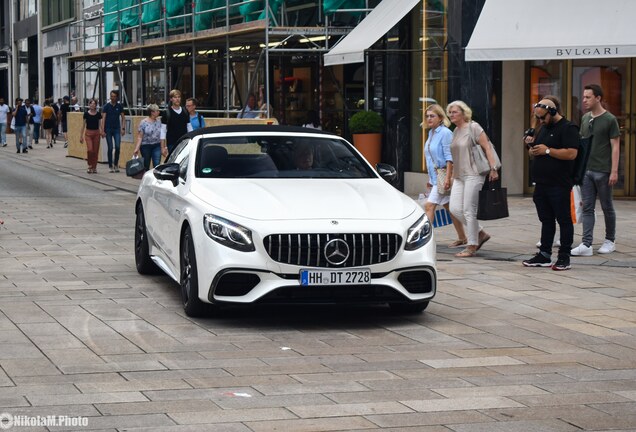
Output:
[425, 139, 449, 195]
[469, 122, 501, 175]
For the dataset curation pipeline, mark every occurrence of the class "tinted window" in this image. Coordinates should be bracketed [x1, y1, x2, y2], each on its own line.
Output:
[195, 135, 375, 179]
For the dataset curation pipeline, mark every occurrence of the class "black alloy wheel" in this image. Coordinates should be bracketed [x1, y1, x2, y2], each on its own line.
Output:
[135, 204, 161, 274]
[180, 227, 208, 317]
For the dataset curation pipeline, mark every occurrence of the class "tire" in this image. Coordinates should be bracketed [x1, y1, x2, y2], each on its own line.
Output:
[389, 301, 429, 314]
[135, 204, 161, 275]
[180, 227, 208, 317]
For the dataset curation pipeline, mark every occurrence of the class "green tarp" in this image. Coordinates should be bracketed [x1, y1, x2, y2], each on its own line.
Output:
[142, 0, 161, 24]
[104, 0, 139, 46]
[323, 0, 365, 14]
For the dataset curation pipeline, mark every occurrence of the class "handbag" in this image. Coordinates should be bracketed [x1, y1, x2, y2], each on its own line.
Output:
[571, 185, 583, 224]
[126, 155, 145, 178]
[469, 122, 501, 176]
[435, 167, 449, 195]
[425, 139, 450, 195]
[477, 183, 509, 220]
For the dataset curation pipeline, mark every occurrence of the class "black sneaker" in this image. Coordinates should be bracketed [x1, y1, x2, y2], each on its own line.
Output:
[522, 253, 552, 267]
[552, 258, 571, 271]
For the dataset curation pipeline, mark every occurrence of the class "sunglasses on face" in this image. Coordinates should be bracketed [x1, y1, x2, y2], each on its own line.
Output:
[425, 114, 437, 118]
[534, 113, 549, 121]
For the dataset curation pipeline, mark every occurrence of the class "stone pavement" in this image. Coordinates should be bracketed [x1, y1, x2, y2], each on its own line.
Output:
[2, 133, 636, 431]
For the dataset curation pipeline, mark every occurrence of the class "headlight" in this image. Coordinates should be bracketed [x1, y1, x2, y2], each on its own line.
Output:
[203, 214, 255, 252]
[405, 215, 432, 250]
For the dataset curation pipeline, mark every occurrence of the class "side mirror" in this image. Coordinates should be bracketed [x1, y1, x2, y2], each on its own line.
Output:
[153, 163, 180, 186]
[376, 163, 397, 184]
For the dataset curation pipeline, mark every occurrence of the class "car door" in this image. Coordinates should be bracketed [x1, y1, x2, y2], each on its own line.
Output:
[153, 137, 193, 269]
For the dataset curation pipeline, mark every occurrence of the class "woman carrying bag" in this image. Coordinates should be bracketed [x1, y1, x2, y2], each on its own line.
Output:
[447, 100, 499, 258]
[423, 104, 466, 248]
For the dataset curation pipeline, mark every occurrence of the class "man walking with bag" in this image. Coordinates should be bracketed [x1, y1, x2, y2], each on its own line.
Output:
[571, 84, 620, 256]
[523, 97, 579, 271]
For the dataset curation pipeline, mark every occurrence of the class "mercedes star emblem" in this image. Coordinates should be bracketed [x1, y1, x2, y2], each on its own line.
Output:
[324, 238, 350, 265]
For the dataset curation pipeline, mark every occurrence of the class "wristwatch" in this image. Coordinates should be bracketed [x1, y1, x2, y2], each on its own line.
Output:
[545, 148, 551, 155]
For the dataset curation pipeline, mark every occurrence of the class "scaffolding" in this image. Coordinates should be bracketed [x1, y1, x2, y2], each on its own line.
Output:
[69, 0, 375, 125]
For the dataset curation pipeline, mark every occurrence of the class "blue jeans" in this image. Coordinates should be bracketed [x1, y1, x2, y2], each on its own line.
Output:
[0, 123, 6, 144]
[581, 170, 616, 246]
[105, 128, 121, 168]
[14, 125, 27, 151]
[33, 123, 41, 142]
[533, 183, 573, 260]
[140, 143, 162, 170]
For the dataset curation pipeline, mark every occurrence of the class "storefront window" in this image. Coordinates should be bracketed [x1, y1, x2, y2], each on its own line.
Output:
[413, 0, 448, 172]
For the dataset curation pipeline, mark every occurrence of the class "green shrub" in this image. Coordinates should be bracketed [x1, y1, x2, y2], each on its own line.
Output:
[349, 110, 383, 134]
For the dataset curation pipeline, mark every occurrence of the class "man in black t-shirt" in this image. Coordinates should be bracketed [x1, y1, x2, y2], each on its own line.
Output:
[59, 96, 71, 147]
[523, 97, 579, 271]
[161, 89, 190, 156]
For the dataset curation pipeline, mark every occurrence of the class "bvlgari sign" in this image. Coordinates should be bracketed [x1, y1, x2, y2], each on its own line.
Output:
[556, 47, 620, 57]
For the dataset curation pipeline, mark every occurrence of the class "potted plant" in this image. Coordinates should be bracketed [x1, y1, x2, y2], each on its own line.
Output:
[349, 110, 383, 166]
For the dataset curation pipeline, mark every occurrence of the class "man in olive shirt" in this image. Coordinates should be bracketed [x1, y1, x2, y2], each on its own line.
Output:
[571, 84, 620, 256]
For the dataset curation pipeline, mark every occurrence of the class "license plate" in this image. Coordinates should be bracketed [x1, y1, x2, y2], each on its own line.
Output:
[300, 268, 371, 286]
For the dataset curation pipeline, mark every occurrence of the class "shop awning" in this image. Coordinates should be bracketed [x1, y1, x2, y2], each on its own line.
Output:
[465, 0, 636, 61]
[323, 0, 420, 66]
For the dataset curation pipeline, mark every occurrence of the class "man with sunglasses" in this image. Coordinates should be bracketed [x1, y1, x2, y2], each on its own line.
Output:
[523, 97, 579, 271]
[571, 84, 620, 257]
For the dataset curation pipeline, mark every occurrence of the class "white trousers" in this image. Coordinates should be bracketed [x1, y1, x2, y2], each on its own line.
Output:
[449, 175, 485, 246]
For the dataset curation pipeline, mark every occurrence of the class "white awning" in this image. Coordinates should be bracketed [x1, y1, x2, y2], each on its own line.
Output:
[466, 0, 636, 61]
[324, 0, 420, 66]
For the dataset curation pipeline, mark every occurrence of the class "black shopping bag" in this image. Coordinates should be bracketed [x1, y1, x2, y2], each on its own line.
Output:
[477, 185, 509, 220]
[126, 156, 145, 178]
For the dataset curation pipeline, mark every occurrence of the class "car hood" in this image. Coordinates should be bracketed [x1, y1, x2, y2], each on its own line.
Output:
[190, 179, 417, 221]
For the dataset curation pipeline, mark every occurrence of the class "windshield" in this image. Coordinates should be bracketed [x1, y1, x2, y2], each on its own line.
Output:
[195, 134, 376, 179]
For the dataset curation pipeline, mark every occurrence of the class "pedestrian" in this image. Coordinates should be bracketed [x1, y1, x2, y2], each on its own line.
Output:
[79, 99, 101, 174]
[135, 104, 165, 170]
[24, 99, 36, 149]
[71, 96, 81, 112]
[12, 98, 29, 153]
[0, 97, 10, 147]
[100, 90, 126, 173]
[423, 104, 467, 248]
[51, 97, 60, 144]
[31, 100, 43, 146]
[58, 96, 71, 147]
[161, 89, 189, 155]
[237, 93, 258, 118]
[571, 84, 620, 256]
[446, 100, 498, 258]
[522, 97, 579, 271]
[185, 97, 206, 131]
[42, 100, 56, 148]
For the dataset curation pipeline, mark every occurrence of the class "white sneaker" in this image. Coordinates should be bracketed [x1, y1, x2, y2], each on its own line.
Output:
[571, 243, 593, 256]
[598, 239, 616, 254]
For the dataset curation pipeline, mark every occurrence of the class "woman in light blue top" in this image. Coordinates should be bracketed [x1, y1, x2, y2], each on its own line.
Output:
[423, 104, 466, 248]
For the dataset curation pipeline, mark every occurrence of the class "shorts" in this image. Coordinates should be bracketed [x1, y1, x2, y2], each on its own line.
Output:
[62, 122, 68, 133]
[43, 119, 54, 130]
[427, 184, 450, 206]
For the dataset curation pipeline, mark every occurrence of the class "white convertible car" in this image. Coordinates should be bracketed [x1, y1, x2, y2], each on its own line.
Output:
[135, 125, 436, 316]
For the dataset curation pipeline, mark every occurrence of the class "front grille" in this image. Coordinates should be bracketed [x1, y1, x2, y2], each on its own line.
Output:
[263, 233, 402, 268]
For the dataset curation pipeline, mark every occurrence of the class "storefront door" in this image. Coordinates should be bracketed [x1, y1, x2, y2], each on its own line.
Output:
[572, 59, 634, 197]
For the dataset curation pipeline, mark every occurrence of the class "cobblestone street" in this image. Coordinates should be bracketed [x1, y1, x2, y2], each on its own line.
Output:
[1, 141, 636, 431]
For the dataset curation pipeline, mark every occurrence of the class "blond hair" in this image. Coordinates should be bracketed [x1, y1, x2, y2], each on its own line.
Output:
[425, 104, 450, 128]
[169, 89, 182, 99]
[447, 100, 473, 122]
